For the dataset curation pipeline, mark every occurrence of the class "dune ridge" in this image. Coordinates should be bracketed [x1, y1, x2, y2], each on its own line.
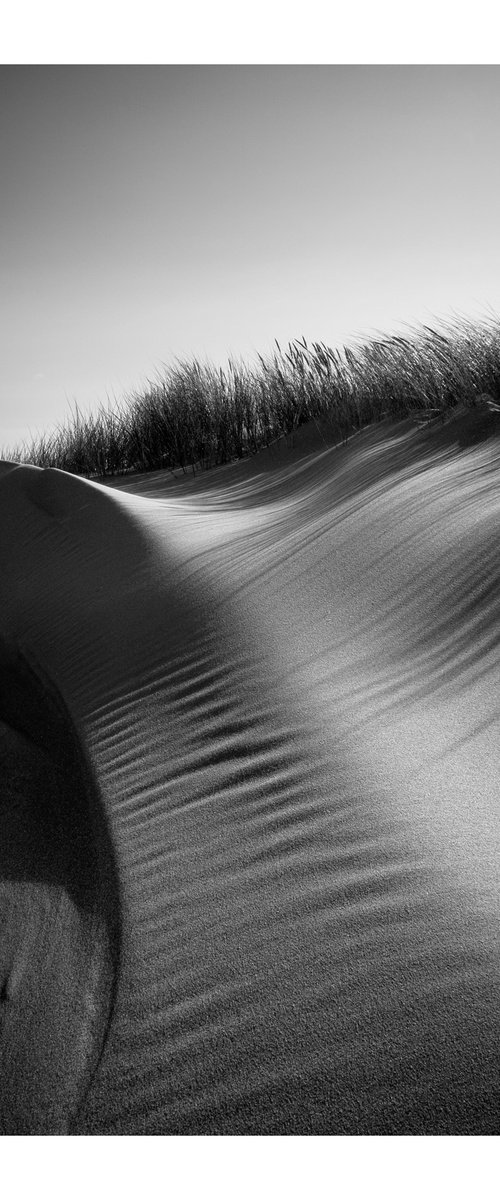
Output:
[1, 412, 499, 1133]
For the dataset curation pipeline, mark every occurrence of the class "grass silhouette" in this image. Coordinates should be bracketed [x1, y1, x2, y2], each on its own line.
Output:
[4, 314, 500, 478]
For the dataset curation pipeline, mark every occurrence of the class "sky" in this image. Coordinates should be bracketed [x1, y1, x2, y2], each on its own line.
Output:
[2, 63, 500, 448]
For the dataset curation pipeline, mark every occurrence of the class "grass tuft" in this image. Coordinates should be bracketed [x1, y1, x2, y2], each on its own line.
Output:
[4, 314, 500, 477]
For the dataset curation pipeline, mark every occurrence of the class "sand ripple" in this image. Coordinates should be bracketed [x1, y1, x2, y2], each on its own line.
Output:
[1, 419, 499, 1133]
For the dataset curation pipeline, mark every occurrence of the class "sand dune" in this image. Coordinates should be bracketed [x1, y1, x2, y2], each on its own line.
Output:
[1, 410, 499, 1134]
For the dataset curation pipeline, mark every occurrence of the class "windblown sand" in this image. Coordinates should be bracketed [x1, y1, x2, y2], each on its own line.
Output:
[1, 408, 499, 1134]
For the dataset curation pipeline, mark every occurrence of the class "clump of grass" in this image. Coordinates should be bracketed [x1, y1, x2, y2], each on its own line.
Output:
[4, 314, 500, 477]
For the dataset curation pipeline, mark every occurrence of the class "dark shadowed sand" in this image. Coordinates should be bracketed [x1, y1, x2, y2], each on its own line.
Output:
[1, 404, 499, 1134]
[0, 637, 120, 1133]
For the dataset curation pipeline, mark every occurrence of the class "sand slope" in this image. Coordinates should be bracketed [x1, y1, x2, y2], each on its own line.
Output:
[1, 412, 499, 1134]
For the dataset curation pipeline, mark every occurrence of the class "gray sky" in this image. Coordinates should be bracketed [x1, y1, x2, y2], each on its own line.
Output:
[2, 64, 500, 447]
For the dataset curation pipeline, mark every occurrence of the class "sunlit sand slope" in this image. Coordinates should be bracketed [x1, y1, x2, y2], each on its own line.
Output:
[1, 411, 499, 1134]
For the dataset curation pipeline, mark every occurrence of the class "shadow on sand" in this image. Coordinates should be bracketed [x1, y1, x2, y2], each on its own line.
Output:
[0, 636, 121, 1134]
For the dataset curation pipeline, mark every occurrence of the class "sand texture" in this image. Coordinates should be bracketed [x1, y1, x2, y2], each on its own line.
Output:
[1, 408, 499, 1134]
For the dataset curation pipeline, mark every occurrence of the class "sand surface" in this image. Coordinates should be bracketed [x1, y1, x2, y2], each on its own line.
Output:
[1, 408, 499, 1134]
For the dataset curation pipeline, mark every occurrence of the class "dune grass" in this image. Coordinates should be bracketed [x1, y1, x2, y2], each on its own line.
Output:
[4, 314, 500, 478]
